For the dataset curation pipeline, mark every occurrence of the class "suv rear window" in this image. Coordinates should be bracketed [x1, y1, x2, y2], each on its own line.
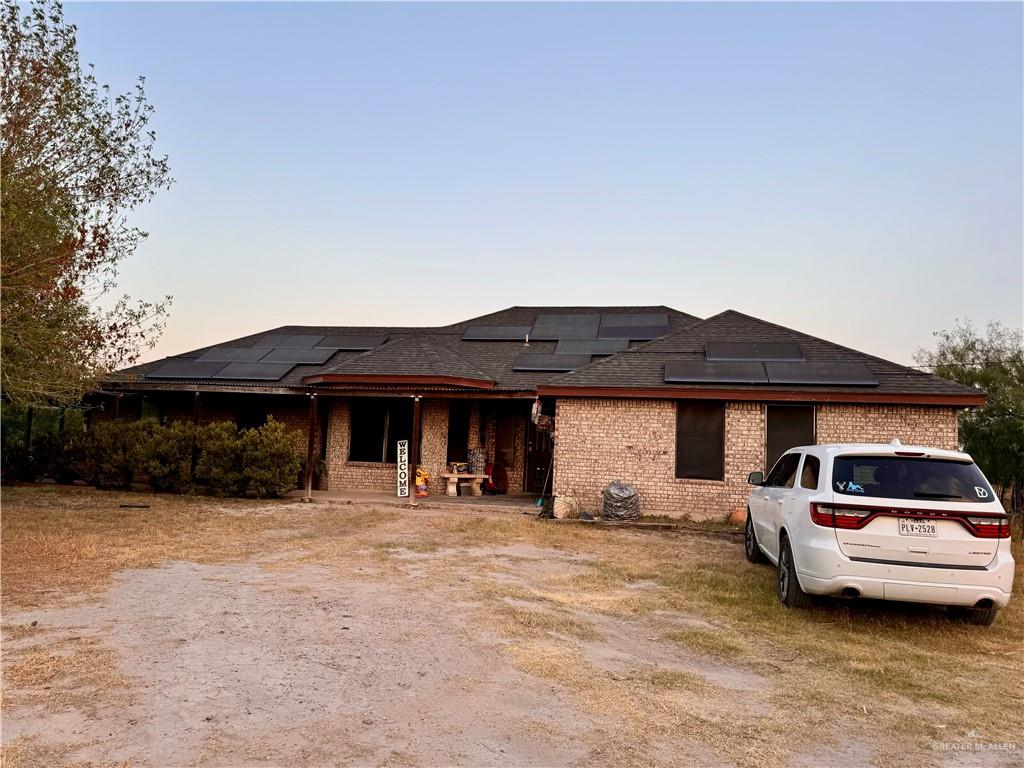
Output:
[831, 456, 994, 503]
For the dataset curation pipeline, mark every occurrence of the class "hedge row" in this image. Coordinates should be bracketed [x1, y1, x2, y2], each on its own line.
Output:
[4, 417, 302, 498]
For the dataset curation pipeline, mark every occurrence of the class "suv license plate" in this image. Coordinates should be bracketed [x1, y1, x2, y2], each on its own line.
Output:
[899, 519, 937, 537]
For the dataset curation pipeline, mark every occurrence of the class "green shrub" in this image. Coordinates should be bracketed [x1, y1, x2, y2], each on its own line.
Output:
[144, 421, 197, 493]
[195, 421, 244, 496]
[87, 419, 157, 489]
[238, 416, 301, 498]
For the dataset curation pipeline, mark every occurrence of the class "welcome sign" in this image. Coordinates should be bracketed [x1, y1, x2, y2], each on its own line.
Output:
[396, 439, 409, 497]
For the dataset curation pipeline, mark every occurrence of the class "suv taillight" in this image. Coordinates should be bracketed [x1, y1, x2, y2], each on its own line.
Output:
[810, 503, 874, 529]
[810, 504, 1011, 538]
[966, 516, 1011, 539]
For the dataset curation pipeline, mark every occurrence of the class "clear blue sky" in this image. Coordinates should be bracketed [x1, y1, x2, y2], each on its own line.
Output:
[65, 1, 1023, 365]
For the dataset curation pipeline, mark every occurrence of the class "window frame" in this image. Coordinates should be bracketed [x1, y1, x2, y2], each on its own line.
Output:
[675, 401, 726, 481]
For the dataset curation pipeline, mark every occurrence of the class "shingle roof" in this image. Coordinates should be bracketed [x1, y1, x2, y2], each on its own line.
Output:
[540, 310, 982, 401]
[111, 307, 698, 390]
[309, 334, 494, 386]
[108, 306, 981, 404]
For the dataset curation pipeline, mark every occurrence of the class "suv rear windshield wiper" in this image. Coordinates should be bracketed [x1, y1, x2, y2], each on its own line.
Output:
[914, 492, 966, 499]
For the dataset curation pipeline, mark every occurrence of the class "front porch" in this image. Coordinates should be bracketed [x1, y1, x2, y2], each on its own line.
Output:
[320, 395, 554, 499]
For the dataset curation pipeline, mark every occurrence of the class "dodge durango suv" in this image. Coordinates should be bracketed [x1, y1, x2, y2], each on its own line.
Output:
[744, 442, 1014, 626]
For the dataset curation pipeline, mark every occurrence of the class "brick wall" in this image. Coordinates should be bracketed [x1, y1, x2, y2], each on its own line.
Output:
[553, 397, 960, 521]
[815, 404, 958, 450]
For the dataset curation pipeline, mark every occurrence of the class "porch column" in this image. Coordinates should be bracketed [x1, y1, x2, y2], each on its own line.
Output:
[409, 395, 422, 507]
[303, 393, 317, 501]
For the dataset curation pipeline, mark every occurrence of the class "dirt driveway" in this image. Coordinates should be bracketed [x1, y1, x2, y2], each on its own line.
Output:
[2, 487, 1021, 768]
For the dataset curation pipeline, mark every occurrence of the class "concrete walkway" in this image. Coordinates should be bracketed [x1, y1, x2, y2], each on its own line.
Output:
[288, 487, 542, 515]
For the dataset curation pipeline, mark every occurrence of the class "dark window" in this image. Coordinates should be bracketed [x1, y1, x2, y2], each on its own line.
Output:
[140, 396, 164, 424]
[446, 402, 471, 463]
[765, 452, 801, 488]
[235, 402, 267, 431]
[766, 405, 814, 473]
[675, 401, 725, 480]
[800, 455, 820, 490]
[349, 398, 414, 463]
[831, 456, 994, 502]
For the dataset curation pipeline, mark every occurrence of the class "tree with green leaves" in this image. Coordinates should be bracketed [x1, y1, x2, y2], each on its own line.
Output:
[1, 0, 172, 407]
[915, 320, 1024, 516]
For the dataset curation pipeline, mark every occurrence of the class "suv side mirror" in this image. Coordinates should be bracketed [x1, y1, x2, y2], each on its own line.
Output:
[747, 471, 764, 485]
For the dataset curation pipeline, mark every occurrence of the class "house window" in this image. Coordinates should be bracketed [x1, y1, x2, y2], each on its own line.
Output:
[765, 405, 814, 473]
[235, 401, 267, 431]
[140, 396, 164, 423]
[349, 398, 413, 463]
[446, 402, 471, 464]
[675, 401, 725, 480]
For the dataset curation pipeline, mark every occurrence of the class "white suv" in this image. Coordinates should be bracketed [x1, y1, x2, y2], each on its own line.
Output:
[744, 442, 1014, 626]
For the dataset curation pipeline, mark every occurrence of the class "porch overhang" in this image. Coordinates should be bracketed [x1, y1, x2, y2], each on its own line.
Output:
[302, 373, 497, 389]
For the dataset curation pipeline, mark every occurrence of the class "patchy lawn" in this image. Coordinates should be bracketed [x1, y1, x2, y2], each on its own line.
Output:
[1, 486, 1021, 767]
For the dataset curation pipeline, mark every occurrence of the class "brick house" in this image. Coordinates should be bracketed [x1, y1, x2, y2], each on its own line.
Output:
[102, 306, 983, 519]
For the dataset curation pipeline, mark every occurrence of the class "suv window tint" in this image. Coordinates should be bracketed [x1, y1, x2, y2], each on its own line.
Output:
[800, 455, 820, 490]
[765, 453, 800, 488]
[832, 456, 994, 502]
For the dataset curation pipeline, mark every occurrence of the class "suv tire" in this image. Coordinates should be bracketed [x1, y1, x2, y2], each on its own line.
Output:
[745, 512, 765, 563]
[948, 605, 999, 627]
[778, 537, 813, 609]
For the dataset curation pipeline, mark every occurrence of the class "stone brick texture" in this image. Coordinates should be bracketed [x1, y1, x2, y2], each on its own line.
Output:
[553, 398, 959, 521]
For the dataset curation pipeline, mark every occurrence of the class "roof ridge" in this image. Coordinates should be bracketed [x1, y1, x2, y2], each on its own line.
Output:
[419, 334, 494, 381]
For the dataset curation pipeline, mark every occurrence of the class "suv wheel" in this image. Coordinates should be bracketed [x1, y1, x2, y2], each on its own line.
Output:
[745, 512, 765, 563]
[778, 537, 813, 609]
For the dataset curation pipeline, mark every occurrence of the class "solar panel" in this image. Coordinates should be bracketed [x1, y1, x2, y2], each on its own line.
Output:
[664, 360, 769, 384]
[705, 341, 805, 361]
[532, 314, 601, 328]
[317, 334, 389, 350]
[253, 334, 324, 348]
[555, 339, 630, 356]
[764, 362, 879, 386]
[147, 359, 229, 379]
[512, 353, 593, 372]
[529, 325, 599, 341]
[210, 362, 298, 381]
[461, 326, 532, 341]
[195, 347, 270, 363]
[598, 324, 668, 341]
[600, 312, 669, 327]
[260, 347, 338, 365]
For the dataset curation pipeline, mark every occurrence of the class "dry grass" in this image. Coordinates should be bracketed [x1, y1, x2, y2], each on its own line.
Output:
[2, 635, 131, 713]
[0, 485, 396, 608]
[1, 486, 1022, 768]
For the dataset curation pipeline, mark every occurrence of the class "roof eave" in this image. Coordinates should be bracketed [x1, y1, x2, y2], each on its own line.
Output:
[536, 384, 986, 407]
[303, 373, 497, 389]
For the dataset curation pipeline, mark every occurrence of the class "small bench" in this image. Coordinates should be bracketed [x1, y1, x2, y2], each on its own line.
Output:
[439, 473, 488, 497]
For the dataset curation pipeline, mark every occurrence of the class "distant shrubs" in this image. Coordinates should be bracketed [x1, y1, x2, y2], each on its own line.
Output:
[3, 416, 303, 498]
[144, 421, 198, 493]
[88, 419, 157, 489]
[195, 421, 245, 496]
[239, 418, 302, 498]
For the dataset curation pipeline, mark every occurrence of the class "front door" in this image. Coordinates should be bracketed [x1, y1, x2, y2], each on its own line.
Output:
[525, 421, 553, 494]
